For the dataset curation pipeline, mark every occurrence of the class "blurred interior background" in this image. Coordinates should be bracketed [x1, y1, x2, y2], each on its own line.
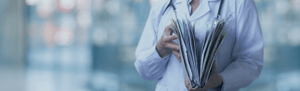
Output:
[0, 0, 299, 91]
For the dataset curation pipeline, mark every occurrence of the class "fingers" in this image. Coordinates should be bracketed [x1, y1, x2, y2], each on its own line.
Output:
[164, 41, 179, 51]
[186, 78, 208, 91]
[164, 41, 181, 62]
[164, 35, 178, 42]
[185, 78, 209, 91]
[172, 50, 181, 62]
[185, 77, 196, 91]
[164, 23, 173, 35]
[168, 23, 174, 35]
[157, 23, 175, 58]
[185, 77, 192, 91]
[162, 23, 177, 44]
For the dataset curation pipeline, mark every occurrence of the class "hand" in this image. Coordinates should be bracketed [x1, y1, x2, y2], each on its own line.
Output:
[185, 61, 223, 91]
[156, 23, 181, 62]
[185, 77, 208, 91]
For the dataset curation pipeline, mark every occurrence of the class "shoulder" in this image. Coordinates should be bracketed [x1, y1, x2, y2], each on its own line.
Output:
[147, 0, 174, 26]
[235, 0, 257, 12]
[221, 0, 257, 16]
[222, 0, 256, 8]
[236, 0, 255, 5]
[148, 0, 168, 18]
[149, 0, 178, 19]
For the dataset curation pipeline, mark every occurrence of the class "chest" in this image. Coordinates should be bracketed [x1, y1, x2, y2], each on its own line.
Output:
[156, 0, 237, 66]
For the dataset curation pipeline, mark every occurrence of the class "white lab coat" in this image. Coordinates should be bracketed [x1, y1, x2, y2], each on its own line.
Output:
[134, 0, 263, 91]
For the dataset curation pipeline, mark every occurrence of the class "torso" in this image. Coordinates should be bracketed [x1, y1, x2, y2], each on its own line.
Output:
[154, 0, 237, 90]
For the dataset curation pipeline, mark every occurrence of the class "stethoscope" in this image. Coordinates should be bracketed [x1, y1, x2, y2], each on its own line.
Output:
[156, 0, 224, 43]
[162, 0, 223, 16]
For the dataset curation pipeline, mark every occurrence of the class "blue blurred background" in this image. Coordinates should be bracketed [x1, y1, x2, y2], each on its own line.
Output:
[0, 0, 299, 91]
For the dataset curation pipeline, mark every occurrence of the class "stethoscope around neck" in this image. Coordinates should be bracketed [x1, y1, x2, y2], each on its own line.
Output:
[162, 0, 224, 16]
[155, 0, 224, 43]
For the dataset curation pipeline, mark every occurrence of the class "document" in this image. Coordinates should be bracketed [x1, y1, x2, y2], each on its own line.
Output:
[171, 13, 233, 88]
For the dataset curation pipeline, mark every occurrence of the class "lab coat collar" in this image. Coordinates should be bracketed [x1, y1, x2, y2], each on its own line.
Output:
[175, 0, 220, 21]
[175, 0, 220, 3]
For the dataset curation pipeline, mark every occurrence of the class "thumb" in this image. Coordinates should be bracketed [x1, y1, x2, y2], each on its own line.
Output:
[166, 23, 173, 35]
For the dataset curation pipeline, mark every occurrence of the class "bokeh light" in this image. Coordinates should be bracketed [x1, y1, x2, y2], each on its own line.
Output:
[92, 27, 108, 47]
[288, 28, 300, 47]
[36, 0, 54, 18]
[76, 0, 91, 11]
[55, 0, 75, 13]
[290, 0, 300, 12]
[122, 8, 137, 46]
[43, 21, 56, 47]
[105, 0, 120, 15]
[275, 0, 289, 15]
[60, 14, 76, 29]
[76, 10, 92, 29]
[93, 0, 105, 12]
[54, 26, 74, 46]
[26, 0, 41, 6]
[149, 0, 160, 6]
[107, 28, 119, 45]
[276, 71, 300, 91]
[29, 23, 42, 38]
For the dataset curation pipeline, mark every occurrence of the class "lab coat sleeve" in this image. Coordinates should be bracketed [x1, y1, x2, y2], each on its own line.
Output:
[134, 3, 171, 81]
[219, 0, 263, 90]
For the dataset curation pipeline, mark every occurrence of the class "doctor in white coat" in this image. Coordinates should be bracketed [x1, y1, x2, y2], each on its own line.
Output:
[135, 0, 263, 91]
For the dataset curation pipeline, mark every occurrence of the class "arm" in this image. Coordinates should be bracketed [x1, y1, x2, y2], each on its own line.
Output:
[219, 0, 263, 90]
[134, 4, 172, 81]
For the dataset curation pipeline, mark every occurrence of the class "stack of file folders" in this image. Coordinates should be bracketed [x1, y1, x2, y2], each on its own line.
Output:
[171, 13, 233, 89]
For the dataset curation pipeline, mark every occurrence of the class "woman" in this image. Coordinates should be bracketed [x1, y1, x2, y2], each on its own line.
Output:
[135, 0, 263, 91]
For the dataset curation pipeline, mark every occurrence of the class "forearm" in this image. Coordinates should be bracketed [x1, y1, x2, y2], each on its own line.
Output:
[219, 57, 263, 91]
[135, 45, 171, 80]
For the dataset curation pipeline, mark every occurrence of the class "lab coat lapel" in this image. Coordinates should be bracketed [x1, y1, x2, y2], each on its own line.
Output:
[174, 0, 221, 21]
[174, 0, 190, 20]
